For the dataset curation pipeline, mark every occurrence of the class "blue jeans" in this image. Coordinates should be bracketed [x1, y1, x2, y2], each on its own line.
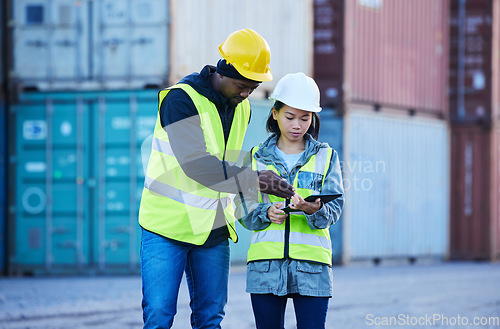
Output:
[250, 293, 329, 329]
[141, 228, 230, 329]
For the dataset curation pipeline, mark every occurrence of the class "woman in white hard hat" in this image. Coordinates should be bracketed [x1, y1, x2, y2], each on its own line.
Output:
[236, 72, 344, 328]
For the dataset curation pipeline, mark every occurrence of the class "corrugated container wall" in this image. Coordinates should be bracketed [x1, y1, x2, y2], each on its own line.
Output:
[449, 0, 500, 124]
[450, 125, 500, 261]
[342, 108, 450, 263]
[8, 90, 158, 275]
[169, 0, 313, 98]
[315, 0, 449, 116]
[9, 0, 169, 91]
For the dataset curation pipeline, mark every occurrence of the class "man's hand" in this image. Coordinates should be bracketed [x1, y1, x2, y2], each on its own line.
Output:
[257, 170, 295, 198]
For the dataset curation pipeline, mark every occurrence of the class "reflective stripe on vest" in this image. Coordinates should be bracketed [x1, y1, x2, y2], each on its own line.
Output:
[152, 136, 239, 167]
[152, 136, 174, 156]
[247, 146, 333, 265]
[144, 176, 232, 211]
[139, 83, 250, 245]
[251, 229, 331, 250]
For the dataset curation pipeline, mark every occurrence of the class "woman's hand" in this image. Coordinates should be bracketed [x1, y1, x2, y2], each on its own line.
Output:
[290, 194, 322, 215]
[267, 203, 287, 224]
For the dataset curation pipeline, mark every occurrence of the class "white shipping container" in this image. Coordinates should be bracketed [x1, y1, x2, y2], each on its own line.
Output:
[342, 106, 450, 263]
[92, 0, 169, 88]
[11, 0, 169, 90]
[169, 0, 313, 98]
[12, 0, 90, 84]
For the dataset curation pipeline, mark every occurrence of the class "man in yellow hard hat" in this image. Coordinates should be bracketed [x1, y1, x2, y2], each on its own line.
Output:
[139, 29, 295, 328]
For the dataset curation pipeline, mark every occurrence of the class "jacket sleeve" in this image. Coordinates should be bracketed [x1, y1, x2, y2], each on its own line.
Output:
[237, 202, 273, 231]
[305, 149, 344, 229]
[161, 90, 258, 194]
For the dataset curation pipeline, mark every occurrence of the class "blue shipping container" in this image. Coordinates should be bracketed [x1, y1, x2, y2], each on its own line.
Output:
[0, 99, 6, 275]
[10, 90, 157, 275]
[0, 0, 6, 275]
[92, 92, 157, 272]
[318, 109, 344, 264]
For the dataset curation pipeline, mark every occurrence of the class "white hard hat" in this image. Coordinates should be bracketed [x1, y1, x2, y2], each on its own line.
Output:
[268, 72, 322, 113]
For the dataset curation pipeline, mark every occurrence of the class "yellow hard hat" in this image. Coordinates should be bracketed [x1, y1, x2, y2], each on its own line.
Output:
[218, 29, 273, 82]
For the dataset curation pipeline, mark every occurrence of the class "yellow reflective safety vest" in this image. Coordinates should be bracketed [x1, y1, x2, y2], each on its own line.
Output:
[247, 146, 334, 265]
[139, 83, 250, 245]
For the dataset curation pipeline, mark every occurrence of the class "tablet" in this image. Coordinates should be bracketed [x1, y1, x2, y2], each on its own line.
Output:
[280, 194, 342, 213]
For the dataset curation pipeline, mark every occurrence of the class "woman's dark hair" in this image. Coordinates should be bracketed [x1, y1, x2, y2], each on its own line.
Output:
[266, 101, 320, 140]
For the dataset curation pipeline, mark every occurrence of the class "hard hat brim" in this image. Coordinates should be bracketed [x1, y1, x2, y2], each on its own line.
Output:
[268, 95, 322, 113]
[233, 66, 273, 82]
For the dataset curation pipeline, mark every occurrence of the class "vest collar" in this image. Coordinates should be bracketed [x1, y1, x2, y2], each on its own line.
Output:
[178, 65, 231, 109]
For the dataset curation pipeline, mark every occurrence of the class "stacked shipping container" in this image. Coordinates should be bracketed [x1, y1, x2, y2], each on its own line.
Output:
[7, 0, 170, 275]
[0, 0, 7, 274]
[9, 90, 157, 275]
[345, 0, 448, 115]
[10, 0, 170, 90]
[314, 0, 451, 264]
[342, 108, 449, 262]
[449, 0, 500, 261]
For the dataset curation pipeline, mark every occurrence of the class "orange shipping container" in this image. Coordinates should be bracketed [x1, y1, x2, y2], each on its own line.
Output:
[450, 125, 500, 261]
[314, 0, 449, 117]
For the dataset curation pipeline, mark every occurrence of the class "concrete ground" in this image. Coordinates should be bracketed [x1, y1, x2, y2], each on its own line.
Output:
[0, 261, 499, 329]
